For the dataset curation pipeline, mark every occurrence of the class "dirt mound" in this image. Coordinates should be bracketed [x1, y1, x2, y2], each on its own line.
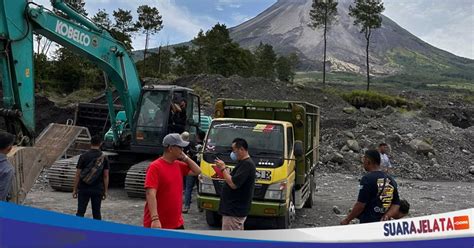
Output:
[35, 96, 75, 135]
[0, 91, 74, 136]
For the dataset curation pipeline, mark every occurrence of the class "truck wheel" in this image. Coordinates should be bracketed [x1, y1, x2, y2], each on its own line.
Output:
[276, 193, 296, 229]
[304, 173, 315, 208]
[205, 210, 222, 227]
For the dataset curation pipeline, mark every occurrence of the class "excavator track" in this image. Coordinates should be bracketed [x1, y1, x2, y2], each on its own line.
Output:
[124, 160, 151, 198]
[47, 156, 80, 192]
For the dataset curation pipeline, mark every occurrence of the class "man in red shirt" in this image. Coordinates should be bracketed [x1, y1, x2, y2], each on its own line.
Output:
[143, 133, 201, 229]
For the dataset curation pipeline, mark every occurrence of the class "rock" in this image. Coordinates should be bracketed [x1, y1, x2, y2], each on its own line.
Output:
[469, 166, 474, 175]
[427, 152, 435, 159]
[387, 133, 403, 144]
[448, 102, 454, 106]
[322, 154, 331, 164]
[346, 139, 360, 152]
[462, 149, 470, 155]
[409, 139, 434, 154]
[415, 174, 423, 180]
[430, 158, 438, 166]
[406, 133, 414, 139]
[360, 107, 376, 116]
[381, 106, 396, 115]
[375, 131, 385, 137]
[341, 145, 350, 152]
[428, 120, 443, 130]
[323, 96, 328, 101]
[333, 206, 342, 214]
[412, 163, 421, 170]
[344, 131, 355, 139]
[330, 152, 344, 164]
[343, 107, 357, 114]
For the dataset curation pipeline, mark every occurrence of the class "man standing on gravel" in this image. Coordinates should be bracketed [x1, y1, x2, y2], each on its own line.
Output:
[0, 131, 15, 201]
[215, 138, 256, 230]
[341, 150, 400, 224]
[73, 135, 110, 220]
[378, 143, 393, 174]
[143, 133, 201, 229]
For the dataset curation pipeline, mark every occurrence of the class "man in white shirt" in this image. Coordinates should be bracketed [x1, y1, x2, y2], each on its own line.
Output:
[379, 143, 393, 174]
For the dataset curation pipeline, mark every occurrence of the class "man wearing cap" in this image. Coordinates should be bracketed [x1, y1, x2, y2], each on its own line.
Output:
[143, 133, 201, 229]
[0, 131, 15, 201]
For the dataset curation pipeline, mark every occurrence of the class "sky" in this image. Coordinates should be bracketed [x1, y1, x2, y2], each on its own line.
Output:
[33, 0, 474, 59]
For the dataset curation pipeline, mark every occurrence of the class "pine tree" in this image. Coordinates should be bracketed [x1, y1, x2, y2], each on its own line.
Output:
[349, 0, 385, 91]
[309, 0, 338, 86]
[136, 5, 163, 76]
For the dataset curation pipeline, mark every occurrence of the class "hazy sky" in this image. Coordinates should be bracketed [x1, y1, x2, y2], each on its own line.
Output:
[33, 0, 473, 59]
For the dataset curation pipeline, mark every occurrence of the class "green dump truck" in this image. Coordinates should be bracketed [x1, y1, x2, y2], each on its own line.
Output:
[197, 99, 320, 228]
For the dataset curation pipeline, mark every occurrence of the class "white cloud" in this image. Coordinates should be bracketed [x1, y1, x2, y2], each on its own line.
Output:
[384, 0, 474, 59]
[216, 0, 242, 12]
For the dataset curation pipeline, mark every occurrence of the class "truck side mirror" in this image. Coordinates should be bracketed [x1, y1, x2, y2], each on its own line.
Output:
[294, 141, 304, 157]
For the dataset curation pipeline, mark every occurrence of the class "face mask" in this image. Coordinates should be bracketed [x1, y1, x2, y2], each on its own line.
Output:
[230, 151, 237, 161]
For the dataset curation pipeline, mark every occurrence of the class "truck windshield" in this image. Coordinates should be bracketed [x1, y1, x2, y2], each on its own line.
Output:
[204, 121, 284, 160]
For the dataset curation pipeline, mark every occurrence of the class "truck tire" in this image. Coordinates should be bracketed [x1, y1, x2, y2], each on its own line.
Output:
[205, 210, 222, 227]
[276, 193, 295, 229]
[304, 173, 315, 208]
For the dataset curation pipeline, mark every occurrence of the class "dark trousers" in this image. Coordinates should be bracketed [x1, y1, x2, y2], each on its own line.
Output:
[184, 175, 198, 207]
[76, 191, 102, 220]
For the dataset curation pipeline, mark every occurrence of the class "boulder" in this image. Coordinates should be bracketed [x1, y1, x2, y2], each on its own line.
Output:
[344, 131, 355, 140]
[387, 133, 402, 144]
[341, 145, 350, 152]
[469, 166, 474, 175]
[409, 139, 434, 154]
[346, 139, 360, 152]
[330, 152, 344, 164]
[360, 107, 376, 117]
[375, 131, 385, 138]
[384, 106, 396, 114]
[428, 120, 443, 130]
[343, 107, 357, 114]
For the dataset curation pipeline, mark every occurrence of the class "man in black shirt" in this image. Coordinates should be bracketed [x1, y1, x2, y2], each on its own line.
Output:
[215, 138, 256, 230]
[169, 99, 187, 134]
[73, 135, 110, 220]
[341, 150, 400, 224]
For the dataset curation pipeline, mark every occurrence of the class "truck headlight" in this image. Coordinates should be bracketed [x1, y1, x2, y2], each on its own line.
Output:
[198, 174, 216, 194]
[264, 180, 287, 200]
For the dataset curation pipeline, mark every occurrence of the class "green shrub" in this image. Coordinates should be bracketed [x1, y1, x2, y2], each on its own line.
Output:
[341, 90, 421, 110]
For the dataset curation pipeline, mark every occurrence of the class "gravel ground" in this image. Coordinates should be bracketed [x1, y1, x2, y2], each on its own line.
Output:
[23, 171, 473, 230]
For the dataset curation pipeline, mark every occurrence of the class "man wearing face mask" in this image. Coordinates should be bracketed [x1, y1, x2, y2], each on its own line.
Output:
[0, 131, 15, 202]
[143, 133, 201, 229]
[215, 138, 256, 230]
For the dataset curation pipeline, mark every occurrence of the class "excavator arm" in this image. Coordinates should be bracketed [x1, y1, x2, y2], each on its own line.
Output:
[0, 0, 142, 144]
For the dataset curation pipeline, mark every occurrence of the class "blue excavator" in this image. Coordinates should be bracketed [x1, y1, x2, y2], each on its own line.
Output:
[0, 0, 204, 198]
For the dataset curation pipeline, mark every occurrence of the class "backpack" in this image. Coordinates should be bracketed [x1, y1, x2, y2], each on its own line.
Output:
[80, 153, 106, 185]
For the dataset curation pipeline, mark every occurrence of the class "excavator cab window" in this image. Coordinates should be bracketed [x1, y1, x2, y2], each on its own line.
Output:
[135, 91, 170, 145]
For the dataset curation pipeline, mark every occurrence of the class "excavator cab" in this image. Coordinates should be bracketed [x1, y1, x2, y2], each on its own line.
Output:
[130, 85, 201, 155]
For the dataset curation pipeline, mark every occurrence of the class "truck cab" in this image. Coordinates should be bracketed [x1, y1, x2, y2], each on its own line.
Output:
[198, 99, 320, 229]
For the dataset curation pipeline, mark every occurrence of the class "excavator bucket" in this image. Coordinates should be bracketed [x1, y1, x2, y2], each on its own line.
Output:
[7, 123, 91, 204]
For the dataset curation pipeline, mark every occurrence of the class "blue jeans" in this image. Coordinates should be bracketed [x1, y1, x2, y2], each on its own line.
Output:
[184, 175, 198, 207]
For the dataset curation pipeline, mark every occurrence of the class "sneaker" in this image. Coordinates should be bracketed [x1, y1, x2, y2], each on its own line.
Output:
[182, 206, 190, 214]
